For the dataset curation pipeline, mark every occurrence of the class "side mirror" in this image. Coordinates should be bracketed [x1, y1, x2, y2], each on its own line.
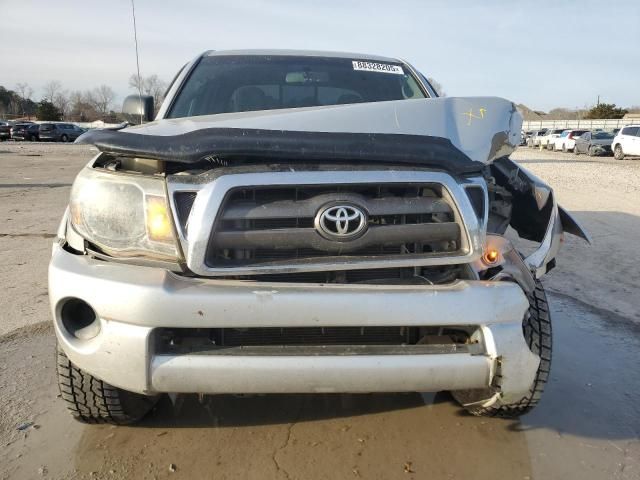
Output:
[122, 95, 154, 124]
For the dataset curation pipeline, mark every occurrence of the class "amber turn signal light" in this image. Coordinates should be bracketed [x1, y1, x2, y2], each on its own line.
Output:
[146, 195, 174, 243]
[483, 249, 499, 265]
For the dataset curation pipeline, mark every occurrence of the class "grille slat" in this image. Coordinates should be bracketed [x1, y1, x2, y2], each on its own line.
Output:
[212, 223, 459, 252]
[221, 195, 452, 220]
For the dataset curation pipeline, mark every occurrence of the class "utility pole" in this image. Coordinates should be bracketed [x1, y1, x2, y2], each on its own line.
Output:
[597, 95, 600, 106]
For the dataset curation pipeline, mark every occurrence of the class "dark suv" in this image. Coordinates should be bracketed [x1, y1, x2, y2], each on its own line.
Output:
[10, 123, 40, 141]
[39, 123, 85, 142]
[0, 121, 11, 140]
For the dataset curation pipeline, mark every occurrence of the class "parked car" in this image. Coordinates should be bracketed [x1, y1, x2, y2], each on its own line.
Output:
[52, 49, 589, 425]
[553, 129, 588, 152]
[528, 129, 548, 147]
[39, 123, 85, 142]
[574, 131, 614, 156]
[10, 123, 40, 141]
[612, 125, 640, 159]
[539, 128, 566, 150]
[0, 121, 11, 141]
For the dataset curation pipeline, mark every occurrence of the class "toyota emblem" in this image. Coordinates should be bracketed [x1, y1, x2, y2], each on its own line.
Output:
[315, 204, 368, 240]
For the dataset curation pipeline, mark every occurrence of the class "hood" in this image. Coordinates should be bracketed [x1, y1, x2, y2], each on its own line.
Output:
[77, 96, 522, 172]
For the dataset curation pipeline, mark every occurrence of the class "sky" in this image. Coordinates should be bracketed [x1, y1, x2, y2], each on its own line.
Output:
[1, 0, 638, 112]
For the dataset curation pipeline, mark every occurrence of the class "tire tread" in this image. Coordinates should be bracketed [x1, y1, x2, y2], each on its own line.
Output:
[56, 346, 157, 424]
[463, 280, 552, 418]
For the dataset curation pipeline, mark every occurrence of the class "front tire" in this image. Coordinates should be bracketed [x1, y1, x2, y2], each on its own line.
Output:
[453, 280, 552, 418]
[60, 134, 69, 142]
[56, 345, 159, 424]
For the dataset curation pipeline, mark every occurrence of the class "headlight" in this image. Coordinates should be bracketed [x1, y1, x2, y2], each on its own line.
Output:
[69, 166, 180, 261]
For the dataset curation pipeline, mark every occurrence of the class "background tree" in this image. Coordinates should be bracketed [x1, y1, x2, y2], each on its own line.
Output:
[427, 77, 445, 97]
[88, 85, 116, 117]
[42, 81, 62, 103]
[53, 91, 70, 119]
[14, 82, 34, 117]
[0, 86, 14, 116]
[584, 103, 628, 119]
[68, 90, 99, 122]
[15, 82, 33, 102]
[129, 74, 167, 113]
[36, 101, 62, 121]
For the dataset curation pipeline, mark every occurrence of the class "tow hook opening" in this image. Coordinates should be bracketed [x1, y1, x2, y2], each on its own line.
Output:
[60, 298, 100, 340]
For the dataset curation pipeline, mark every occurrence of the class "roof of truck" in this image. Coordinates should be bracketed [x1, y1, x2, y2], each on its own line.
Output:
[203, 49, 402, 63]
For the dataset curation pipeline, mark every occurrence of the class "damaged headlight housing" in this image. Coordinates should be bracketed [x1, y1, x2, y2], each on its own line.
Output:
[69, 166, 180, 261]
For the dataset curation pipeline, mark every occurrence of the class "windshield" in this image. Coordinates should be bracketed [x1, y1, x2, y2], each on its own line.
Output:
[593, 131, 614, 139]
[167, 55, 427, 119]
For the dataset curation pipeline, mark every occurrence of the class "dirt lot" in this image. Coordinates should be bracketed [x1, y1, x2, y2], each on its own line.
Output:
[1, 143, 639, 479]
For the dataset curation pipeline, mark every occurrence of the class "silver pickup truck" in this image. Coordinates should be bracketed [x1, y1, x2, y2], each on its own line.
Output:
[50, 50, 589, 424]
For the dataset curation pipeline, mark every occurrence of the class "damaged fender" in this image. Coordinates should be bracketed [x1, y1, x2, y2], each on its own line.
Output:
[492, 157, 591, 277]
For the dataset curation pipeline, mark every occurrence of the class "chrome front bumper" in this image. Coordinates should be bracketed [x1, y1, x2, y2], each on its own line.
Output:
[49, 244, 539, 402]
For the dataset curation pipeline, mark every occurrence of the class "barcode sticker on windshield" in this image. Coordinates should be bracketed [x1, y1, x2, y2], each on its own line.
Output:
[352, 61, 404, 75]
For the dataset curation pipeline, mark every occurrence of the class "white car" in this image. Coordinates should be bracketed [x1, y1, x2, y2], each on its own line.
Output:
[553, 129, 588, 152]
[612, 125, 640, 159]
[538, 128, 565, 150]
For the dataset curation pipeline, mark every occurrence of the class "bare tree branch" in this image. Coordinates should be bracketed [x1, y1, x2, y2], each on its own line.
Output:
[53, 91, 70, 118]
[42, 80, 63, 103]
[89, 85, 116, 116]
[14, 82, 34, 116]
[15, 82, 33, 101]
[129, 73, 167, 113]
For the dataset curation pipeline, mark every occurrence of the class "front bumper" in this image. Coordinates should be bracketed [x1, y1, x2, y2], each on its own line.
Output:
[49, 245, 539, 401]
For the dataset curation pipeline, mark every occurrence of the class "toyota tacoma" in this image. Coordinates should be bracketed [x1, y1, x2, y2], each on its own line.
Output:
[50, 50, 590, 424]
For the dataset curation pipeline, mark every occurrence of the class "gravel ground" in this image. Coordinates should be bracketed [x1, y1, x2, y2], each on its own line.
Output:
[0, 143, 639, 479]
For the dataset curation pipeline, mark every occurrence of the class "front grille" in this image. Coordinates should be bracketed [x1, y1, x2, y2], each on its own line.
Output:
[206, 184, 463, 270]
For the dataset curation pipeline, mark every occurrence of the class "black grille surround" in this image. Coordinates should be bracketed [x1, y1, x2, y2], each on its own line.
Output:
[155, 326, 474, 355]
[205, 183, 464, 274]
[174, 191, 198, 234]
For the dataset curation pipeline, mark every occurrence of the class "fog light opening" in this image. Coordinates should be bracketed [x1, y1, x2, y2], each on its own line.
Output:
[60, 298, 100, 340]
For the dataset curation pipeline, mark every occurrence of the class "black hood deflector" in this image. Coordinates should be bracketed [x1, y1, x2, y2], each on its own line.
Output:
[76, 128, 485, 175]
